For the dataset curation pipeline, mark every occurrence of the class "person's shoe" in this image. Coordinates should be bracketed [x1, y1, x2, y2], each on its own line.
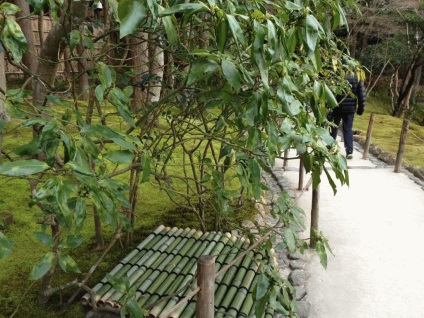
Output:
[346, 153, 353, 159]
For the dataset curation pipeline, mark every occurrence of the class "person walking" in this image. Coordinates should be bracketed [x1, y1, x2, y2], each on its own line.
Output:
[328, 67, 366, 159]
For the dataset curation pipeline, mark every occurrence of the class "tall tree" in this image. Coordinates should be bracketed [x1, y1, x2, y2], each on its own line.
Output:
[12, 0, 37, 75]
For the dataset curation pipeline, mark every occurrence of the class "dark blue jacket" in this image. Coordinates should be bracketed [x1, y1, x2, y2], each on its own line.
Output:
[336, 74, 366, 115]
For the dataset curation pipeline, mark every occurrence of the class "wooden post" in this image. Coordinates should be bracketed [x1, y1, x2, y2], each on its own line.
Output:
[196, 255, 215, 318]
[298, 158, 304, 191]
[310, 183, 320, 248]
[283, 149, 289, 168]
[394, 119, 410, 173]
[362, 112, 375, 159]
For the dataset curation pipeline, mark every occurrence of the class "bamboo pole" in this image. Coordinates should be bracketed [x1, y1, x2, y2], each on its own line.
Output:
[310, 183, 320, 248]
[362, 112, 375, 159]
[394, 119, 410, 173]
[195, 256, 215, 318]
[298, 158, 304, 190]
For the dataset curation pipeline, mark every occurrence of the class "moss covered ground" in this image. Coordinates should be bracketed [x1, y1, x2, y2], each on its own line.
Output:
[0, 107, 256, 317]
[353, 95, 424, 168]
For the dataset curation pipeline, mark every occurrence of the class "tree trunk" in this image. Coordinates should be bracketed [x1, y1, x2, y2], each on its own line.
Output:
[13, 0, 37, 76]
[76, 43, 89, 100]
[0, 51, 11, 164]
[33, 0, 89, 106]
[390, 66, 399, 115]
[37, 222, 60, 304]
[129, 33, 149, 110]
[38, 15, 44, 48]
[411, 64, 422, 106]
[393, 58, 422, 118]
[149, 37, 164, 103]
[93, 207, 104, 249]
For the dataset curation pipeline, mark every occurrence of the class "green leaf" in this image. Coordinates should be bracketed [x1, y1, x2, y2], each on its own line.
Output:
[0, 232, 15, 260]
[226, 14, 246, 47]
[285, 1, 303, 10]
[313, 81, 323, 98]
[66, 147, 94, 176]
[55, 180, 75, 227]
[30, 252, 54, 280]
[284, 228, 296, 252]
[2, 18, 28, 62]
[323, 166, 337, 195]
[81, 125, 136, 150]
[255, 273, 270, 302]
[80, 136, 99, 158]
[15, 138, 40, 156]
[162, 14, 179, 45]
[267, 121, 278, 153]
[245, 92, 260, 126]
[123, 299, 147, 318]
[109, 87, 135, 127]
[74, 197, 86, 228]
[58, 253, 81, 273]
[108, 274, 130, 294]
[34, 232, 53, 248]
[103, 150, 135, 164]
[141, 153, 151, 183]
[316, 240, 328, 269]
[255, 293, 269, 318]
[267, 19, 277, 56]
[316, 127, 334, 146]
[25, 0, 48, 13]
[118, 0, 148, 38]
[60, 131, 76, 162]
[0, 3, 22, 14]
[159, 3, 207, 17]
[305, 14, 321, 52]
[252, 20, 269, 89]
[0, 118, 5, 133]
[59, 235, 84, 249]
[221, 60, 242, 92]
[98, 62, 115, 89]
[324, 84, 338, 108]
[146, 0, 158, 20]
[0, 160, 49, 176]
[187, 59, 219, 86]
[69, 30, 81, 51]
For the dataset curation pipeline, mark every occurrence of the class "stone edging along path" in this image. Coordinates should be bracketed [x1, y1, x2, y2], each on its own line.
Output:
[257, 168, 312, 318]
[353, 135, 424, 189]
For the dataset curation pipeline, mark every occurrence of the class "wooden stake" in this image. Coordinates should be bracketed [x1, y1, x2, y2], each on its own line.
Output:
[310, 183, 320, 248]
[362, 112, 375, 159]
[196, 255, 215, 318]
[283, 149, 289, 168]
[298, 158, 304, 191]
[394, 119, 410, 173]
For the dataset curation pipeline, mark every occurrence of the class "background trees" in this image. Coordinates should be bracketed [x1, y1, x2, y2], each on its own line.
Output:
[0, 0, 355, 315]
[347, 0, 424, 121]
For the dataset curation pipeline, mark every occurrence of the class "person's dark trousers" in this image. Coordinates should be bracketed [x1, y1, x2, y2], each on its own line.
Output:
[329, 111, 355, 155]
